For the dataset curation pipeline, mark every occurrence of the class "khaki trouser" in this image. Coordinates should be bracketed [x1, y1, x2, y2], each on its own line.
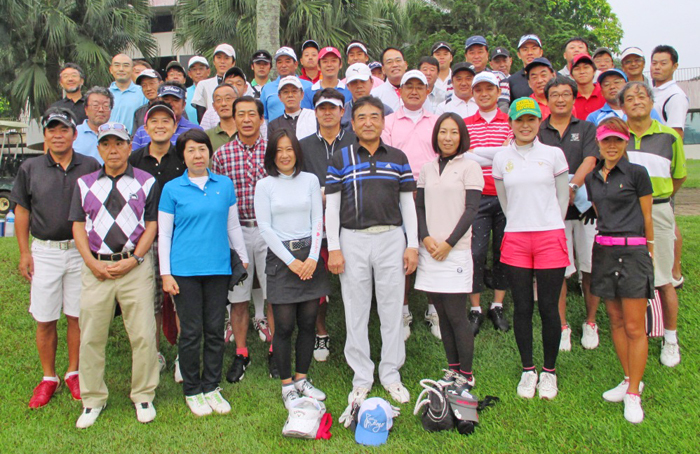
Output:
[78, 252, 159, 408]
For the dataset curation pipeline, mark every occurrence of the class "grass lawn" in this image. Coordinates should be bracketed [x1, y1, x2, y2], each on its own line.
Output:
[1, 219, 699, 453]
[683, 159, 700, 188]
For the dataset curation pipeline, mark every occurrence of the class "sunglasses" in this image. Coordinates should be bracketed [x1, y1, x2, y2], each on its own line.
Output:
[98, 123, 128, 133]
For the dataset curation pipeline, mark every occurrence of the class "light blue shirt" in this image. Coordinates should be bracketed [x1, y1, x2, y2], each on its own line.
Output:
[301, 80, 352, 110]
[186, 84, 199, 125]
[260, 76, 313, 121]
[586, 102, 663, 126]
[108, 81, 147, 134]
[73, 120, 103, 164]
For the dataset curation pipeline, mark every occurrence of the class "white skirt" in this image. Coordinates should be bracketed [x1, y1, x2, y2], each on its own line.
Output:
[415, 247, 473, 293]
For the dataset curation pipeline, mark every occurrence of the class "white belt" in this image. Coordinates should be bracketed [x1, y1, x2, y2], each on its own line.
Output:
[33, 239, 76, 250]
[355, 225, 398, 234]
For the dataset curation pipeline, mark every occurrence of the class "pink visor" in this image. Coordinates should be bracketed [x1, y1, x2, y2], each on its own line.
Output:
[596, 125, 630, 142]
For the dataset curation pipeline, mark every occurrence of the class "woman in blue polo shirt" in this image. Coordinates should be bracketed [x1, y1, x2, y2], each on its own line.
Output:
[158, 129, 248, 417]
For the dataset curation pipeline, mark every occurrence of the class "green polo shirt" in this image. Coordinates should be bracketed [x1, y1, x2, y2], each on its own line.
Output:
[206, 124, 237, 154]
[626, 120, 686, 198]
[251, 78, 271, 87]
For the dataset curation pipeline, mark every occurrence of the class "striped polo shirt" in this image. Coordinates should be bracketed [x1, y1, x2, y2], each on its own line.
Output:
[464, 109, 513, 196]
[626, 120, 686, 199]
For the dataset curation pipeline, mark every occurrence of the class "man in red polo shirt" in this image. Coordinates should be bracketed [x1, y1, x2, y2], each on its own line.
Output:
[570, 54, 604, 120]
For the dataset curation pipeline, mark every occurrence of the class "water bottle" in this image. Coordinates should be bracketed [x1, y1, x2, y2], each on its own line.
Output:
[4, 211, 15, 237]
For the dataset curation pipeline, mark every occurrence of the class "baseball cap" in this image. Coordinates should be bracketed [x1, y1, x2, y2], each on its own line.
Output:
[509, 97, 542, 120]
[157, 84, 187, 100]
[315, 96, 344, 108]
[346, 41, 369, 55]
[592, 47, 613, 59]
[355, 398, 393, 446]
[400, 69, 428, 86]
[165, 60, 186, 75]
[223, 67, 247, 82]
[278, 75, 303, 92]
[571, 53, 596, 70]
[282, 397, 326, 438]
[368, 61, 382, 70]
[597, 68, 628, 85]
[491, 47, 510, 59]
[214, 44, 236, 59]
[621, 47, 644, 60]
[135, 69, 161, 85]
[596, 123, 631, 142]
[251, 50, 272, 64]
[472, 71, 500, 88]
[431, 41, 453, 54]
[518, 34, 542, 49]
[525, 57, 553, 74]
[144, 103, 176, 123]
[187, 56, 209, 70]
[346, 63, 372, 83]
[465, 35, 488, 50]
[301, 39, 320, 52]
[42, 110, 76, 131]
[451, 62, 476, 76]
[319, 46, 342, 61]
[275, 47, 298, 62]
[97, 122, 130, 142]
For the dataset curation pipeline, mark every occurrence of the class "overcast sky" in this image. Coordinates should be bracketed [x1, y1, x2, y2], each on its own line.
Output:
[608, 0, 700, 68]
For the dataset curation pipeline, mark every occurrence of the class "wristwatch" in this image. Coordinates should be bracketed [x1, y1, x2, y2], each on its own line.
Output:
[569, 183, 579, 191]
[132, 253, 144, 265]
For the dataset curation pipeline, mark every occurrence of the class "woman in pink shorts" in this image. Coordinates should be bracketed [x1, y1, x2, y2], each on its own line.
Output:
[492, 98, 570, 400]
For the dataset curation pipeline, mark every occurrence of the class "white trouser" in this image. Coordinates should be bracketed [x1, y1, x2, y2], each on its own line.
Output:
[564, 219, 596, 278]
[228, 225, 268, 303]
[339, 227, 406, 388]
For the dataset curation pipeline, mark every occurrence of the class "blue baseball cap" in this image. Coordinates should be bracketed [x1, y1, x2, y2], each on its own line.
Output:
[465, 35, 488, 51]
[157, 84, 186, 100]
[355, 398, 393, 446]
[597, 68, 628, 85]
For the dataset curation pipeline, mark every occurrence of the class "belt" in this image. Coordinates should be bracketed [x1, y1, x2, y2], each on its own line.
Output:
[282, 237, 312, 252]
[33, 239, 75, 250]
[91, 250, 134, 261]
[355, 225, 398, 234]
[240, 219, 258, 227]
[595, 236, 647, 246]
[653, 198, 670, 205]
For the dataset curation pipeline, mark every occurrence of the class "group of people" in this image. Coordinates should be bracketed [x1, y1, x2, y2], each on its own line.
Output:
[13, 32, 688, 430]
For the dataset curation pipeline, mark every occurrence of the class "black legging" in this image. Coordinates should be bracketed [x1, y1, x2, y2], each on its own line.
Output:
[272, 299, 319, 380]
[427, 292, 474, 373]
[505, 265, 565, 371]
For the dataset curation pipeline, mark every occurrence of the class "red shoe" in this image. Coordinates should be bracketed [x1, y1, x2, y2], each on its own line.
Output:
[65, 373, 81, 400]
[28, 379, 60, 408]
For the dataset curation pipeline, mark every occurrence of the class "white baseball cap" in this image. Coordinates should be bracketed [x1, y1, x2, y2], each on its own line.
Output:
[314, 96, 344, 108]
[346, 42, 368, 55]
[400, 69, 428, 87]
[345, 63, 372, 83]
[214, 44, 236, 59]
[187, 56, 209, 69]
[275, 47, 298, 62]
[278, 75, 303, 92]
[621, 47, 644, 60]
[472, 71, 500, 88]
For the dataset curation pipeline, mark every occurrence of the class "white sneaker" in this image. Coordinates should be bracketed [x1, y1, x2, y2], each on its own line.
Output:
[282, 385, 302, 409]
[517, 371, 538, 399]
[294, 378, 326, 401]
[204, 388, 231, 414]
[157, 352, 166, 373]
[537, 372, 558, 400]
[623, 393, 644, 424]
[559, 326, 572, 351]
[135, 402, 156, 423]
[425, 311, 441, 340]
[313, 335, 330, 362]
[76, 404, 106, 429]
[581, 323, 599, 350]
[383, 382, 410, 404]
[174, 355, 183, 383]
[348, 386, 371, 405]
[603, 380, 645, 403]
[403, 311, 413, 341]
[186, 393, 212, 416]
[660, 340, 681, 367]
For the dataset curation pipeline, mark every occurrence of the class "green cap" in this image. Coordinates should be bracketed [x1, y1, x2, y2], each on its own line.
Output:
[509, 97, 542, 120]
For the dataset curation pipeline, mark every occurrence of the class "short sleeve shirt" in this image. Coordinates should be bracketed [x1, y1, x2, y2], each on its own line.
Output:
[108, 81, 147, 134]
[128, 145, 185, 197]
[653, 80, 690, 129]
[573, 84, 605, 121]
[300, 129, 356, 187]
[538, 116, 598, 174]
[381, 108, 438, 180]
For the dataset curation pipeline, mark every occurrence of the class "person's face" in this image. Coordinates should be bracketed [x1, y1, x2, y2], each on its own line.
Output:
[571, 62, 596, 86]
[563, 41, 587, 63]
[382, 50, 407, 84]
[44, 123, 77, 154]
[432, 48, 453, 71]
[348, 78, 373, 100]
[276, 56, 298, 77]
[490, 55, 512, 74]
[274, 136, 296, 175]
[59, 68, 84, 93]
[319, 54, 341, 79]
[85, 94, 112, 126]
[213, 86, 237, 119]
[547, 84, 575, 116]
[419, 63, 439, 87]
[144, 111, 176, 144]
[651, 52, 678, 83]
[452, 71, 474, 100]
[472, 82, 499, 110]
[465, 45, 488, 72]
[140, 78, 161, 101]
[166, 69, 186, 84]
[347, 47, 369, 65]
[252, 60, 271, 80]
[621, 85, 653, 121]
[351, 104, 384, 142]
[161, 95, 185, 120]
[598, 136, 627, 164]
[224, 75, 247, 98]
[517, 42, 543, 65]
[528, 66, 555, 97]
[593, 54, 614, 71]
[301, 48, 319, 70]
[110, 54, 133, 84]
[622, 55, 645, 77]
[279, 85, 303, 111]
[315, 103, 343, 129]
[188, 63, 210, 84]
[400, 79, 428, 110]
[371, 67, 385, 80]
[214, 52, 235, 76]
[234, 101, 262, 139]
[437, 117, 461, 157]
[97, 136, 131, 173]
[600, 75, 626, 104]
[183, 140, 210, 177]
[132, 64, 148, 81]
[509, 114, 541, 144]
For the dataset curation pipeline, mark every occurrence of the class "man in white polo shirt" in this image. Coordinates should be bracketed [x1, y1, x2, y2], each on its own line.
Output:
[192, 44, 236, 123]
[651, 45, 689, 138]
[435, 63, 478, 117]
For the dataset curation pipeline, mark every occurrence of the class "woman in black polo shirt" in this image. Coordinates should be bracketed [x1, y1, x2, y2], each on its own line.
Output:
[585, 117, 654, 424]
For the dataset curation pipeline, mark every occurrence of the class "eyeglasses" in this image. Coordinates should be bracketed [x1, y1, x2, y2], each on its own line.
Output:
[98, 123, 127, 132]
[88, 103, 111, 111]
[548, 92, 573, 100]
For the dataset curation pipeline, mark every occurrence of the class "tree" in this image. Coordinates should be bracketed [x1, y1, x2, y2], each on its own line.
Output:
[257, 0, 281, 65]
[0, 0, 157, 118]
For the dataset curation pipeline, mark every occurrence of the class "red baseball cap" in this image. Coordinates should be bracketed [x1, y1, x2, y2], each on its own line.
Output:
[318, 47, 341, 61]
[570, 53, 596, 70]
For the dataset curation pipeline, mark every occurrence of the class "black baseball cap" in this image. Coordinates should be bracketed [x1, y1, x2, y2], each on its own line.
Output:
[525, 57, 553, 74]
[251, 49, 272, 64]
[301, 39, 320, 52]
[42, 110, 76, 131]
[451, 62, 476, 76]
[431, 41, 453, 54]
[491, 47, 510, 59]
[224, 67, 247, 82]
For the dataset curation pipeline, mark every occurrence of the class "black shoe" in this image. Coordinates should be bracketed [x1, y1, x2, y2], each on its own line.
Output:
[488, 306, 510, 332]
[226, 354, 250, 383]
[268, 352, 279, 379]
[468, 310, 484, 336]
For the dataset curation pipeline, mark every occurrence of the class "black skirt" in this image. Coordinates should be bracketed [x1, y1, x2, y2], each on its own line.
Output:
[265, 244, 330, 304]
[590, 243, 654, 300]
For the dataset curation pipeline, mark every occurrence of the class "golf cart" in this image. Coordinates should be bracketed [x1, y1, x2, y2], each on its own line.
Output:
[0, 120, 30, 216]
